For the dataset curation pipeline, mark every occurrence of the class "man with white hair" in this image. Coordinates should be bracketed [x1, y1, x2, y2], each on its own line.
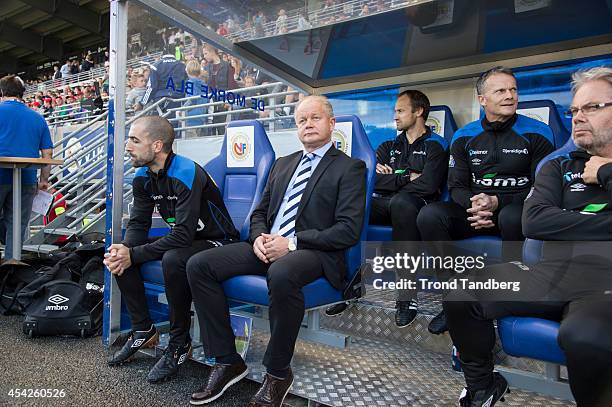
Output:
[187, 95, 366, 406]
[443, 66, 612, 407]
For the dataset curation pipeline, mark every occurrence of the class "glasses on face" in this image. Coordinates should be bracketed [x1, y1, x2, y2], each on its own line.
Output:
[564, 102, 612, 119]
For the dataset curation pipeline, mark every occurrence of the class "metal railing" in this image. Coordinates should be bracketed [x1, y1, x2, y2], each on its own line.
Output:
[228, 0, 431, 42]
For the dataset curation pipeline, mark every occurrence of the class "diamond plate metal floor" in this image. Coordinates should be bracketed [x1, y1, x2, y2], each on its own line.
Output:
[239, 331, 574, 407]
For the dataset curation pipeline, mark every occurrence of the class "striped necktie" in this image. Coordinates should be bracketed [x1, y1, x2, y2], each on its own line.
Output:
[277, 153, 314, 237]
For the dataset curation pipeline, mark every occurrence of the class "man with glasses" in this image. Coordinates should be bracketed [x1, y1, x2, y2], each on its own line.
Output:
[444, 66, 612, 407]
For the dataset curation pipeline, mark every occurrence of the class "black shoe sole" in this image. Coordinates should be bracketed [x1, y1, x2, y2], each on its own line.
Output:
[395, 318, 417, 328]
[189, 367, 249, 405]
[148, 372, 176, 384]
[325, 303, 349, 317]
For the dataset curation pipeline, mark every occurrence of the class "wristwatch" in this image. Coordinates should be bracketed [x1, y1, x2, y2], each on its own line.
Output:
[288, 237, 297, 252]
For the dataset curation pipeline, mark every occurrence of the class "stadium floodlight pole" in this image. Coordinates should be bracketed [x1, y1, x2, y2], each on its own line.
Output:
[105, 0, 128, 347]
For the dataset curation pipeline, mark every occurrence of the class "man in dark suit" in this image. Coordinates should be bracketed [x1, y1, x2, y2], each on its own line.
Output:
[186, 95, 367, 406]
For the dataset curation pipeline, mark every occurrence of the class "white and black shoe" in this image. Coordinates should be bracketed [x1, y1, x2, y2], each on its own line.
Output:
[108, 325, 159, 366]
[459, 372, 509, 407]
[147, 341, 192, 383]
[395, 300, 418, 328]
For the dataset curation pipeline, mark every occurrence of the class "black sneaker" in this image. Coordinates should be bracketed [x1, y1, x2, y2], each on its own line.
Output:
[108, 325, 158, 366]
[428, 310, 448, 335]
[459, 372, 509, 407]
[325, 302, 349, 316]
[395, 300, 418, 328]
[147, 341, 192, 383]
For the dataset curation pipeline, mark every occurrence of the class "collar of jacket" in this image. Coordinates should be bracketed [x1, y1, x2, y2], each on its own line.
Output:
[395, 126, 432, 147]
[481, 113, 518, 132]
[570, 148, 591, 160]
[148, 151, 175, 178]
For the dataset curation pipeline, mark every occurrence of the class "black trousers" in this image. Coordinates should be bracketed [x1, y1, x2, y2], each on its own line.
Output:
[370, 192, 427, 301]
[443, 260, 612, 407]
[417, 201, 524, 261]
[115, 239, 221, 347]
[186, 242, 324, 371]
[370, 192, 427, 241]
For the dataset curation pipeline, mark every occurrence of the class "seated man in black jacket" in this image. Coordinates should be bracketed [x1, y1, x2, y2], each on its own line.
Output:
[326, 90, 448, 326]
[444, 67, 612, 407]
[417, 66, 555, 334]
[104, 116, 239, 383]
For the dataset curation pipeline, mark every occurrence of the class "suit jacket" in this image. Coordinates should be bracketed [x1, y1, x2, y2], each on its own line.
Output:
[249, 146, 367, 289]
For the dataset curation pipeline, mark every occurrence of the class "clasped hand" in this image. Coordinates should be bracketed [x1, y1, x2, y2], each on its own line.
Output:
[467, 193, 498, 229]
[103, 244, 132, 276]
[253, 233, 290, 263]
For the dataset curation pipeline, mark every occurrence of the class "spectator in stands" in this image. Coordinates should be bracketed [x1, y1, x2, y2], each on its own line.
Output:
[416, 66, 555, 335]
[183, 60, 207, 137]
[79, 89, 96, 116]
[187, 95, 366, 406]
[104, 116, 239, 383]
[42, 97, 53, 118]
[140, 46, 187, 117]
[237, 76, 260, 121]
[202, 44, 236, 135]
[216, 23, 228, 36]
[126, 74, 147, 111]
[0, 75, 53, 261]
[229, 57, 247, 85]
[253, 12, 266, 37]
[60, 60, 71, 78]
[175, 40, 185, 62]
[275, 9, 289, 34]
[444, 66, 612, 407]
[297, 11, 312, 31]
[81, 53, 95, 72]
[70, 59, 80, 75]
[52, 65, 62, 80]
[327, 90, 449, 327]
[359, 4, 370, 16]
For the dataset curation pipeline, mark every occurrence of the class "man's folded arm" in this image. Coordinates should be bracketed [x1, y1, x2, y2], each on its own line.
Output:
[523, 160, 612, 240]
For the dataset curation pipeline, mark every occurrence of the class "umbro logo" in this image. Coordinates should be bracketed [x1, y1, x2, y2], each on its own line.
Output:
[570, 183, 587, 192]
[46, 294, 69, 311]
[48, 294, 69, 305]
[482, 394, 494, 407]
[132, 338, 146, 348]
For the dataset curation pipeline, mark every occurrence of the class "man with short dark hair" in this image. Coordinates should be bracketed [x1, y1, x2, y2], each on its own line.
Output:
[326, 89, 448, 326]
[0, 75, 53, 260]
[444, 66, 612, 407]
[417, 66, 555, 334]
[104, 116, 239, 383]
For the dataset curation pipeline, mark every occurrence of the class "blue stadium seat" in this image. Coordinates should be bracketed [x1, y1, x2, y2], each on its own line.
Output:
[365, 105, 458, 242]
[140, 120, 276, 285]
[516, 100, 571, 148]
[222, 115, 377, 310]
[497, 317, 566, 365]
[497, 136, 577, 366]
[460, 99, 570, 261]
